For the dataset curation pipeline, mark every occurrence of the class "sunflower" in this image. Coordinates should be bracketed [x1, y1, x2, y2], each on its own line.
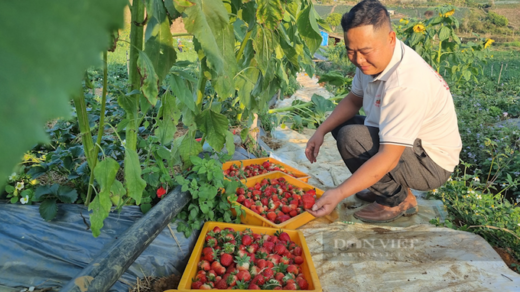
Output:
[413, 24, 426, 33]
[399, 18, 409, 24]
[442, 9, 455, 17]
[484, 39, 495, 49]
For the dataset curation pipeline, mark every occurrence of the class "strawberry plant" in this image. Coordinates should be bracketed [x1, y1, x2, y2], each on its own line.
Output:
[191, 226, 311, 290]
[236, 177, 317, 224]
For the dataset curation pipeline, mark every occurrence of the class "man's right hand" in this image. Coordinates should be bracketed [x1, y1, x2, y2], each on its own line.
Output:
[305, 131, 325, 163]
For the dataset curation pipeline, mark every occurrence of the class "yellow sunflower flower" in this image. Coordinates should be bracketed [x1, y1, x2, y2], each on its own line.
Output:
[484, 39, 495, 49]
[443, 9, 455, 17]
[413, 24, 426, 34]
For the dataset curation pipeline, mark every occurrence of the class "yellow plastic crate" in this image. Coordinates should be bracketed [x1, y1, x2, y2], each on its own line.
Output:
[232, 172, 323, 230]
[222, 157, 311, 182]
[174, 222, 322, 292]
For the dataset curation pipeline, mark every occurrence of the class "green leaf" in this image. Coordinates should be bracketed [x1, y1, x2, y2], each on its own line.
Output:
[124, 148, 146, 205]
[145, 0, 177, 84]
[318, 72, 351, 87]
[179, 132, 203, 164]
[197, 109, 229, 151]
[312, 94, 335, 116]
[183, 0, 229, 74]
[439, 26, 450, 42]
[209, 23, 238, 99]
[297, 4, 322, 54]
[169, 74, 196, 112]
[137, 50, 160, 106]
[89, 157, 120, 237]
[110, 180, 126, 196]
[155, 92, 181, 144]
[39, 199, 58, 221]
[256, 0, 284, 30]
[235, 67, 260, 110]
[173, 0, 195, 13]
[10, 197, 18, 204]
[190, 155, 203, 166]
[0, 0, 125, 189]
[141, 203, 152, 214]
[5, 185, 14, 194]
[253, 27, 272, 76]
[57, 185, 78, 204]
[225, 131, 236, 156]
[34, 184, 59, 201]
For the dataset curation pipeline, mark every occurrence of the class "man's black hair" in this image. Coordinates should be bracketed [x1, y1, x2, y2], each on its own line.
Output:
[341, 0, 391, 32]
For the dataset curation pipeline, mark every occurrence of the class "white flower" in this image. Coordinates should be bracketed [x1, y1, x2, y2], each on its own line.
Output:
[121, 139, 126, 147]
[501, 183, 506, 188]
[476, 194, 482, 200]
[15, 181, 24, 191]
[473, 177, 480, 182]
[8, 173, 17, 181]
[20, 196, 29, 204]
[448, 177, 452, 181]
[432, 189, 438, 194]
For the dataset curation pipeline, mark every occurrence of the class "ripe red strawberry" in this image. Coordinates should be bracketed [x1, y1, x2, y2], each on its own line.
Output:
[296, 277, 309, 289]
[293, 246, 302, 256]
[194, 273, 207, 283]
[263, 268, 274, 279]
[236, 187, 245, 196]
[251, 274, 266, 286]
[215, 279, 228, 289]
[284, 282, 298, 290]
[191, 281, 203, 289]
[287, 265, 299, 275]
[211, 261, 226, 276]
[263, 241, 275, 253]
[212, 226, 221, 233]
[244, 199, 252, 208]
[198, 260, 210, 271]
[201, 247, 216, 262]
[294, 256, 304, 265]
[275, 231, 291, 242]
[225, 273, 237, 287]
[242, 234, 253, 246]
[267, 212, 277, 221]
[289, 210, 298, 217]
[274, 244, 287, 255]
[302, 194, 315, 209]
[267, 254, 281, 265]
[237, 194, 245, 203]
[256, 258, 267, 269]
[237, 270, 251, 282]
[281, 205, 291, 214]
[280, 256, 290, 265]
[248, 283, 261, 289]
[250, 265, 262, 276]
[275, 272, 285, 281]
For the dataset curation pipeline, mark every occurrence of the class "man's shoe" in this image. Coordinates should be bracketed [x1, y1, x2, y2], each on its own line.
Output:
[355, 189, 378, 203]
[353, 189, 418, 223]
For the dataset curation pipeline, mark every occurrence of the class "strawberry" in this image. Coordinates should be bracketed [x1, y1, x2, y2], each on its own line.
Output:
[215, 279, 228, 289]
[242, 234, 253, 246]
[207, 270, 216, 281]
[293, 246, 302, 256]
[256, 258, 267, 269]
[225, 273, 237, 287]
[262, 268, 274, 279]
[279, 256, 290, 265]
[296, 277, 309, 289]
[199, 283, 212, 290]
[294, 256, 304, 265]
[250, 265, 262, 276]
[289, 210, 298, 217]
[237, 194, 245, 203]
[274, 244, 287, 255]
[267, 254, 281, 265]
[211, 261, 227, 276]
[237, 270, 251, 282]
[281, 205, 291, 214]
[284, 282, 298, 290]
[194, 273, 207, 283]
[263, 241, 275, 253]
[201, 247, 216, 262]
[275, 231, 291, 242]
[302, 193, 315, 209]
[198, 260, 210, 271]
[287, 265, 299, 275]
[212, 226, 221, 234]
[191, 281, 203, 289]
[236, 187, 245, 196]
[248, 283, 261, 290]
[275, 272, 285, 281]
[251, 274, 266, 286]
[267, 212, 277, 221]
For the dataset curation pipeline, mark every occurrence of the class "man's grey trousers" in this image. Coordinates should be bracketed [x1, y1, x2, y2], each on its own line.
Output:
[331, 115, 452, 207]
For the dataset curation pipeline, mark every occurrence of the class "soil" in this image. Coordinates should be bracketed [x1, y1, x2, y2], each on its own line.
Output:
[493, 247, 520, 273]
[174, 123, 188, 139]
[261, 135, 282, 150]
[129, 274, 180, 292]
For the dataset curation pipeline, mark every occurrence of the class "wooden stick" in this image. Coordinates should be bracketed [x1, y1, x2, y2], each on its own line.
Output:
[168, 223, 183, 252]
[497, 63, 504, 85]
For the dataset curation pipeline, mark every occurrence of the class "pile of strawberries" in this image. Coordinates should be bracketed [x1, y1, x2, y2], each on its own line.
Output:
[236, 178, 316, 224]
[192, 227, 310, 290]
[224, 161, 296, 179]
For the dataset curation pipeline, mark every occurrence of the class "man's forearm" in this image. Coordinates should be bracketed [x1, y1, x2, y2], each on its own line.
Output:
[316, 92, 362, 135]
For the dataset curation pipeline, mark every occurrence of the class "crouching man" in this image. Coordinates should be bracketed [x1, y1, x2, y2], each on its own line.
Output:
[306, 0, 461, 223]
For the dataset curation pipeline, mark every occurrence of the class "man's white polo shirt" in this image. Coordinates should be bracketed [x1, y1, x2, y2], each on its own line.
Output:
[350, 39, 462, 172]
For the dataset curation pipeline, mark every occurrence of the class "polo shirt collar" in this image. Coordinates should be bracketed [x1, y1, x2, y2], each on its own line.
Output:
[372, 39, 403, 82]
